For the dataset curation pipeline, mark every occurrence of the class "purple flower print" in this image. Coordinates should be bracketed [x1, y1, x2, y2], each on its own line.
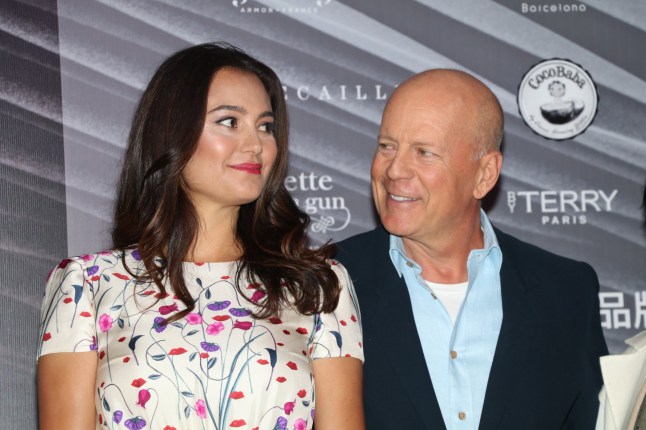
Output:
[195, 399, 207, 419]
[98, 314, 113, 332]
[124, 417, 146, 430]
[229, 307, 252, 317]
[206, 300, 230, 311]
[86, 265, 99, 276]
[113, 410, 123, 424]
[131, 249, 142, 260]
[136, 389, 151, 408]
[152, 317, 167, 333]
[90, 336, 97, 351]
[206, 322, 224, 336]
[200, 342, 220, 352]
[185, 313, 203, 325]
[274, 416, 287, 430]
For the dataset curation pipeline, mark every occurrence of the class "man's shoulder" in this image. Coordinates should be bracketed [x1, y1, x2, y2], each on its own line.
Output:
[495, 227, 588, 267]
[335, 226, 390, 268]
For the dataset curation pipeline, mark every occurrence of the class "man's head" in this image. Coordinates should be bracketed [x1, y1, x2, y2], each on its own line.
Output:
[371, 69, 504, 248]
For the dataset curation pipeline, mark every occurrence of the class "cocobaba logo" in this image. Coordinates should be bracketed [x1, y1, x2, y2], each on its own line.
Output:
[518, 59, 598, 140]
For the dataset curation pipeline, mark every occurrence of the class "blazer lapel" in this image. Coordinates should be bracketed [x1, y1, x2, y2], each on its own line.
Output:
[367, 250, 446, 429]
[479, 233, 538, 429]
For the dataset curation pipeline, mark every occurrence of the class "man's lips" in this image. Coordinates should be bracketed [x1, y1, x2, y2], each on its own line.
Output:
[388, 193, 418, 202]
[231, 163, 262, 175]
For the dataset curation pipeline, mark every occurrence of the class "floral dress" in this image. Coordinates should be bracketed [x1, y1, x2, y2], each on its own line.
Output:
[38, 249, 363, 430]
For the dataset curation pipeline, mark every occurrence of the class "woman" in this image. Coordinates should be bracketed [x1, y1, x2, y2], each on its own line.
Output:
[37, 43, 364, 430]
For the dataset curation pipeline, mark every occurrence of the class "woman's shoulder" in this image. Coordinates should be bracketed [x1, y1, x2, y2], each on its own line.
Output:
[48, 248, 143, 278]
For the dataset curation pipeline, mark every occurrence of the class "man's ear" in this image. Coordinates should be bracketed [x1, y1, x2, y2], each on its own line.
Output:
[473, 150, 503, 200]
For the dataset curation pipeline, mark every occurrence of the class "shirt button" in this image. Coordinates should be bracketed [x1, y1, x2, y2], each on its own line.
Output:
[458, 412, 467, 420]
[406, 262, 414, 268]
[450, 351, 458, 359]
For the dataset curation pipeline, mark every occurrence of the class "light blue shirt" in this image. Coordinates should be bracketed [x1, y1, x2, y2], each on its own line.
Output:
[389, 210, 503, 430]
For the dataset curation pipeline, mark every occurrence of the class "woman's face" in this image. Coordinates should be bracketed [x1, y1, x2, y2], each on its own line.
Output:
[183, 67, 278, 216]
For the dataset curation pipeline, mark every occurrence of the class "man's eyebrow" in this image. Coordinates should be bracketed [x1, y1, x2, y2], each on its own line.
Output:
[377, 134, 397, 142]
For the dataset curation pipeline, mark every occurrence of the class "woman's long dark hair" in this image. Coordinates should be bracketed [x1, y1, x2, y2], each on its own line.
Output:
[112, 42, 339, 322]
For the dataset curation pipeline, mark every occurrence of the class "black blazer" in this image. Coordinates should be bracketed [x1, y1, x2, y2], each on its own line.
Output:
[336, 226, 608, 430]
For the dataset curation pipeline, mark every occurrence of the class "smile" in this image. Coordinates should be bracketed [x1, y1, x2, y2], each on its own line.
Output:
[231, 163, 262, 175]
[389, 194, 418, 202]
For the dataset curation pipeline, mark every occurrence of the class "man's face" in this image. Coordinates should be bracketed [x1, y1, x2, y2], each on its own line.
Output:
[371, 85, 483, 247]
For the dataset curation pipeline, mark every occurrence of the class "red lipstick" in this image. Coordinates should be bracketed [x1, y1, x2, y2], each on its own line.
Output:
[231, 163, 262, 175]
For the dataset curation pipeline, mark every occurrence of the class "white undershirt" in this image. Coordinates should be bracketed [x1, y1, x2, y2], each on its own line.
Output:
[425, 280, 469, 325]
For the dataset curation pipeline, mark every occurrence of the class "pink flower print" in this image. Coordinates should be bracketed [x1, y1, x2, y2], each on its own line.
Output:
[233, 320, 253, 330]
[136, 389, 151, 408]
[195, 399, 207, 419]
[159, 303, 178, 315]
[80, 254, 94, 262]
[185, 313, 203, 325]
[206, 322, 224, 335]
[293, 418, 307, 430]
[98, 314, 113, 332]
[284, 401, 295, 415]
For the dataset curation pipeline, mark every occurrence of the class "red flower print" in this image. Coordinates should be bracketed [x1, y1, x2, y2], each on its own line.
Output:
[141, 290, 155, 296]
[220, 275, 230, 279]
[200, 352, 209, 359]
[118, 337, 126, 342]
[99, 351, 105, 360]
[276, 376, 287, 383]
[123, 357, 130, 363]
[159, 303, 178, 315]
[340, 320, 347, 326]
[277, 342, 284, 346]
[79, 311, 92, 317]
[195, 262, 204, 266]
[286, 361, 298, 370]
[296, 327, 308, 335]
[247, 282, 262, 289]
[345, 353, 351, 357]
[268, 317, 282, 324]
[297, 389, 307, 398]
[154, 292, 170, 299]
[63, 297, 73, 304]
[229, 391, 244, 399]
[113, 273, 129, 280]
[257, 359, 269, 365]
[91, 275, 100, 281]
[283, 330, 290, 335]
[250, 290, 266, 303]
[131, 378, 146, 388]
[233, 320, 252, 330]
[230, 419, 246, 427]
[58, 258, 72, 269]
[284, 401, 295, 415]
[163, 427, 177, 430]
[351, 314, 357, 322]
[42, 333, 51, 341]
[212, 315, 230, 321]
[168, 348, 187, 356]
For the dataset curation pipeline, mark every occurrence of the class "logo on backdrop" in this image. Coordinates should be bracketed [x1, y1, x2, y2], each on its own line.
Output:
[520, 3, 587, 14]
[517, 59, 598, 140]
[282, 84, 389, 102]
[285, 172, 351, 234]
[232, 0, 332, 13]
[506, 189, 617, 226]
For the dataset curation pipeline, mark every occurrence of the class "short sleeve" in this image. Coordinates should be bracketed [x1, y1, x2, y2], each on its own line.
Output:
[309, 261, 364, 362]
[37, 257, 97, 358]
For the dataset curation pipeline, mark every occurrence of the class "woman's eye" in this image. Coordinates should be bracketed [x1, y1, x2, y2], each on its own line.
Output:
[258, 122, 274, 133]
[217, 117, 237, 127]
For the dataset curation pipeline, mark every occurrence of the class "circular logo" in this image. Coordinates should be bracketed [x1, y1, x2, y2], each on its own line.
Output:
[518, 59, 598, 140]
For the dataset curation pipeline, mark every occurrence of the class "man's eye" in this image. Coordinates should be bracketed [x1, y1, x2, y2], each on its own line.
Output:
[378, 143, 393, 151]
[417, 148, 434, 157]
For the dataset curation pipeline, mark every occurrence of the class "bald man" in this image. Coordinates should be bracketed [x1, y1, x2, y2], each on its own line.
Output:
[336, 70, 607, 429]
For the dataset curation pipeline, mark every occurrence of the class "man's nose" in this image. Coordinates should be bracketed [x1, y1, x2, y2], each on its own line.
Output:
[386, 150, 413, 180]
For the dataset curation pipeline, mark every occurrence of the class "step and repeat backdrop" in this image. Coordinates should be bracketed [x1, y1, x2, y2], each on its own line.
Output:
[2, 0, 645, 428]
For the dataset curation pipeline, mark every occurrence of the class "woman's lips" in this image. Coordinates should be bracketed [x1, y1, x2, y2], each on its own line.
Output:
[231, 163, 262, 175]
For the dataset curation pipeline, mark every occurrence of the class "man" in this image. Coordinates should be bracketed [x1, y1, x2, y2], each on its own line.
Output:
[336, 69, 608, 429]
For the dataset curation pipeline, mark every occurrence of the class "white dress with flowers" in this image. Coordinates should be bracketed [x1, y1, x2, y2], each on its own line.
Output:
[38, 249, 363, 430]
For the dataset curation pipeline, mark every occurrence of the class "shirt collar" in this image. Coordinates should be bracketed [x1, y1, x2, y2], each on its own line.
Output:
[388, 208, 501, 278]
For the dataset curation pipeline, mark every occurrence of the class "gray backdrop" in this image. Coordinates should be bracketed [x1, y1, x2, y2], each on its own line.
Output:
[1, 0, 645, 428]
